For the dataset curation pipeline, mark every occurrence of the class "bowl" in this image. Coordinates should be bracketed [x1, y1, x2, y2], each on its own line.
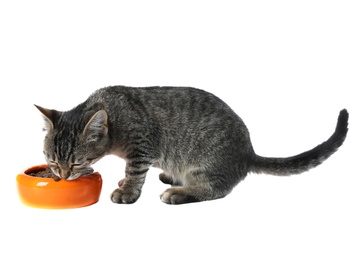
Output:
[16, 164, 102, 209]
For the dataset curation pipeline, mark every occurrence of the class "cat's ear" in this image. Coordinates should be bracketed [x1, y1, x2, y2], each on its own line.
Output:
[82, 110, 108, 142]
[34, 105, 60, 132]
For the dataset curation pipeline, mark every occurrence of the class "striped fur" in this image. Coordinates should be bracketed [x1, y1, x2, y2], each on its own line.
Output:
[36, 86, 349, 204]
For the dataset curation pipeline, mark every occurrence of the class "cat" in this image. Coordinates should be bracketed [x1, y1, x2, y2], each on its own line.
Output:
[35, 86, 349, 204]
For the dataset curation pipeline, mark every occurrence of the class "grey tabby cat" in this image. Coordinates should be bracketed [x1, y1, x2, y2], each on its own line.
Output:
[35, 86, 349, 204]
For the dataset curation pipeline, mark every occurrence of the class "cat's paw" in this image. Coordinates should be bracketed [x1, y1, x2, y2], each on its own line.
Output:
[111, 188, 141, 204]
[160, 187, 198, 205]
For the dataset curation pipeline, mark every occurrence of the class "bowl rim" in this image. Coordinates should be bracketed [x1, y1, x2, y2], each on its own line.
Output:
[18, 164, 101, 187]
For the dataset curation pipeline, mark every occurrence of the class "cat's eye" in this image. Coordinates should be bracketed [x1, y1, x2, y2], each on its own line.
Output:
[70, 163, 82, 170]
[49, 161, 58, 166]
[49, 161, 59, 169]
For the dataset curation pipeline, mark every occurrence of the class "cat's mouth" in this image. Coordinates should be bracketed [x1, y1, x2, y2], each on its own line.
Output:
[66, 167, 94, 181]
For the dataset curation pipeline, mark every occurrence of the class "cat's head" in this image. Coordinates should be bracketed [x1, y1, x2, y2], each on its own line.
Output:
[35, 105, 109, 180]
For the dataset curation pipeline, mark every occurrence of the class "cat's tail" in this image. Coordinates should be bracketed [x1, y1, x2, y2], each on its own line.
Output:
[250, 109, 349, 176]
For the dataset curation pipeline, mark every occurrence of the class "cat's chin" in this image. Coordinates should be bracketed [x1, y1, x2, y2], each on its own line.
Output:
[67, 168, 94, 181]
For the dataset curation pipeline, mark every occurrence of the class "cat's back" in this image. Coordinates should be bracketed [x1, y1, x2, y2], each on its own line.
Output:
[91, 85, 213, 100]
[87, 86, 250, 162]
[89, 85, 233, 114]
[87, 86, 244, 133]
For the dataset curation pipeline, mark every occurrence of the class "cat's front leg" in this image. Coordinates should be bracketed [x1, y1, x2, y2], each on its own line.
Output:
[111, 160, 150, 204]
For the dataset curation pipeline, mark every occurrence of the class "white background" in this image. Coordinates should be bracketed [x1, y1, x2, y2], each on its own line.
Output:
[1, 1, 355, 259]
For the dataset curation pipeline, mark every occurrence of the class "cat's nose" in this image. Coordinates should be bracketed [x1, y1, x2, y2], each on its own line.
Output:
[60, 171, 71, 180]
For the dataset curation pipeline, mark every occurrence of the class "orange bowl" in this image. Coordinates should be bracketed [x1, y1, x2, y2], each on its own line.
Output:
[16, 164, 103, 209]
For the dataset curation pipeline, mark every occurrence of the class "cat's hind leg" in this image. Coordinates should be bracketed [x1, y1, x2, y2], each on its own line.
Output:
[159, 172, 182, 186]
[159, 172, 174, 185]
[160, 186, 228, 204]
[159, 169, 232, 204]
